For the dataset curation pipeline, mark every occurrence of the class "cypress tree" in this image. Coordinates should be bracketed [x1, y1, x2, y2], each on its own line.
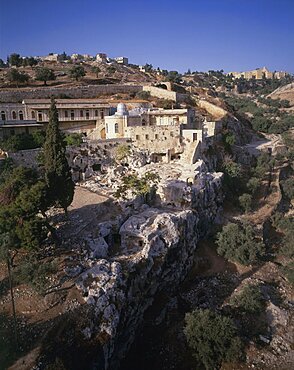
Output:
[44, 98, 74, 214]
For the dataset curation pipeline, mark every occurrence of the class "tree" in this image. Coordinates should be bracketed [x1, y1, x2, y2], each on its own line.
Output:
[114, 172, 160, 204]
[35, 67, 56, 85]
[231, 285, 265, 314]
[247, 177, 260, 194]
[7, 53, 22, 67]
[216, 222, 265, 265]
[0, 233, 19, 347]
[144, 63, 153, 72]
[43, 98, 74, 214]
[64, 133, 83, 146]
[7, 69, 29, 87]
[68, 65, 86, 81]
[91, 66, 101, 78]
[165, 70, 182, 84]
[107, 65, 116, 74]
[281, 177, 294, 200]
[0, 58, 6, 68]
[27, 57, 38, 67]
[114, 144, 130, 162]
[239, 193, 252, 213]
[184, 309, 243, 370]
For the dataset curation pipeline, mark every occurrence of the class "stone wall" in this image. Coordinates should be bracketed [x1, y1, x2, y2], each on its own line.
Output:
[143, 86, 178, 101]
[8, 148, 41, 169]
[0, 85, 143, 103]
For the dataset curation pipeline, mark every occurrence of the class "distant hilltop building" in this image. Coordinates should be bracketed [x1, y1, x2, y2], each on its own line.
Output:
[227, 67, 288, 80]
[96, 53, 108, 63]
[114, 56, 128, 65]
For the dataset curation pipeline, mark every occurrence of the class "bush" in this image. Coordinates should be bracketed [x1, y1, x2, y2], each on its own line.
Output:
[247, 177, 261, 194]
[0, 131, 46, 151]
[281, 177, 294, 200]
[16, 256, 57, 294]
[239, 193, 252, 213]
[184, 309, 243, 369]
[115, 144, 130, 161]
[135, 91, 151, 100]
[216, 222, 265, 265]
[231, 285, 265, 314]
[64, 133, 83, 146]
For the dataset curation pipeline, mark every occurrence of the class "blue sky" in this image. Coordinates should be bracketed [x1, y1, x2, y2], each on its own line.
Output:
[0, 0, 293, 73]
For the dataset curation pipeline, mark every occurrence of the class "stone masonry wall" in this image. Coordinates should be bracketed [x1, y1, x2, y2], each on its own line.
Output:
[0, 85, 143, 103]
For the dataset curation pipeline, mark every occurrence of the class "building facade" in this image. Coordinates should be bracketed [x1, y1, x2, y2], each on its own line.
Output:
[0, 99, 112, 139]
[228, 67, 288, 80]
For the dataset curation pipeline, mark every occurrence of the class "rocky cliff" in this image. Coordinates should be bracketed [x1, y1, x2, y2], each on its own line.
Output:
[33, 168, 223, 370]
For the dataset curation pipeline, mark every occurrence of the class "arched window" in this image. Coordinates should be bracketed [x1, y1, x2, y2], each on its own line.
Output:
[70, 110, 75, 120]
[19, 110, 24, 120]
[31, 110, 35, 119]
[95, 110, 99, 117]
[64, 110, 68, 118]
[80, 110, 84, 118]
[12, 111, 17, 119]
[1, 111, 6, 120]
[38, 111, 43, 121]
[114, 123, 119, 133]
[86, 110, 90, 119]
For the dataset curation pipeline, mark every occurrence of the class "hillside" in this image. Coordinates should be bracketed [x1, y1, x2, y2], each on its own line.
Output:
[269, 82, 294, 107]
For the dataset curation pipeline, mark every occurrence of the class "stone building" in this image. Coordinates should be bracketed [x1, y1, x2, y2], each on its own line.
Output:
[104, 103, 207, 163]
[228, 67, 287, 80]
[114, 57, 129, 65]
[96, 53, 108, 63]
[0, 99, 112, 138]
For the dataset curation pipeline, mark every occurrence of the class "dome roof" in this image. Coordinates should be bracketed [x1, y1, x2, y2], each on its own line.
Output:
[116, 103, 128, 116]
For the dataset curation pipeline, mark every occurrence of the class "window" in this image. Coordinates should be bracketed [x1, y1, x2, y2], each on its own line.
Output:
[1, 111, 6, 120]
[100, 110, 104, 119]
[142, 119, 146, 126]
[71, 110, 75, 120]
[155, 134, 158, 140]
[193, 133, 198, 142]
[31, 110, 35, 119]
[80, 110, 84, 118]
[38, 111, 43, 121]
[19, 110, 24, 120]
[114, 122, 119, 133]
[170, 132, 174, 137]
[106, 123, 108, 133]
[136, 135, 140, 140]
[12, 111, 16, 120]
[86, 110, 90, 119]
[65, 110, 68, 118]
[145, 134, 149, 140]
[95, 110, 98, 116]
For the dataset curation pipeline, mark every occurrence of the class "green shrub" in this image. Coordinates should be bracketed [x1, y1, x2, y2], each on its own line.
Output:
[247, 177, 261, 194]
[231, 285, 265, 314]
[115, 144, 130, 161]
[216, 222, 265, 265]
[64, 133, 83, 146]
[239, 193, 252, 213]
[15, 256, 57, 294]
[184, 309, 243, 370]
[0, 131, 46, 151]
[135, 91, 151, 100]
[281, 177, 294, 200]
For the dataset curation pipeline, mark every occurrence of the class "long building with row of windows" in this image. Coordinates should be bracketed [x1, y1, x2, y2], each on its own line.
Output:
[0, 99, 221, 164]
[0, 99, 111, 139]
